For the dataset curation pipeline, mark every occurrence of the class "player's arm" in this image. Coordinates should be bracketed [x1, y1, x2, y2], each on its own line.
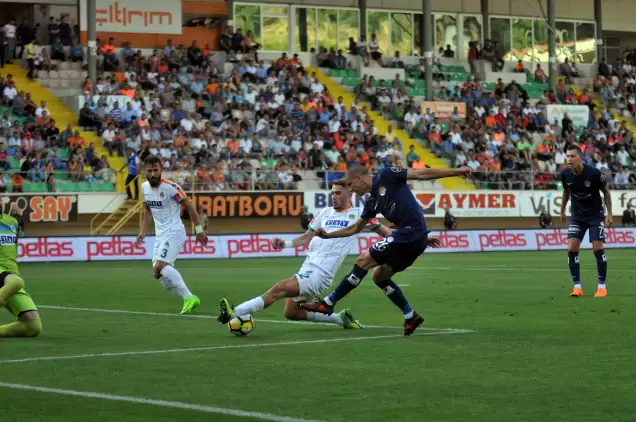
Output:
[182, 197, 209, 245]
[407, 167, 471, 181]
[272, 229, 315, 250]
[560, 172, 570, 224]
[602, 182, 613, 227]
[368, 218, 394, 237]
[136, 203, 151, 246]
[316, 218, 369, 239]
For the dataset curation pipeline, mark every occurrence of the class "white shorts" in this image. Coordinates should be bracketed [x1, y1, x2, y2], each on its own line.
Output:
[152, 232, 186, 267]
[292, 263, 333, 302]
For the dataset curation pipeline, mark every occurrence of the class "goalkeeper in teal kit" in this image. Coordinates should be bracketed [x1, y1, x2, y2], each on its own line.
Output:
[0, 212, 42, 337]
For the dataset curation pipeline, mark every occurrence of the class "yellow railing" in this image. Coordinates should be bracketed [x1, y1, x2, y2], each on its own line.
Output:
[105, 201, 144, 235]
[90, 171, 142, 235]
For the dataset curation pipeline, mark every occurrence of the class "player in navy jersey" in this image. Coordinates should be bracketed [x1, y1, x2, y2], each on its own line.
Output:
[302, 165, 471, 335]
[560, 144, 613, 297]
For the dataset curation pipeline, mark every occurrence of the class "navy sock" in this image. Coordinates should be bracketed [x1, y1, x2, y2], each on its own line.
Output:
[594, 249, 607, 285]
[325, 264, 368, 306]
[568, 252, 580, 285]
[375, 279, 414, 319]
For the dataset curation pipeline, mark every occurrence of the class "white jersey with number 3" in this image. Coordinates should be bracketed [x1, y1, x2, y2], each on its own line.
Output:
[142, 179, 187, 237]
[304, 206, 380, 278]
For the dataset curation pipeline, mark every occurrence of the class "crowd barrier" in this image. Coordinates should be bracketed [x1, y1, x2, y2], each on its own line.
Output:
[18, 228, 636, 262]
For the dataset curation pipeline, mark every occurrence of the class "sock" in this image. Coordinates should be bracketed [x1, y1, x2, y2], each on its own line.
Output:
[0, 318, 42, 337]
[375, 279, 414, 319]
[325, 264, 368, 306]
[160, 266, 194, 299]
[307, 311, 344, 326]
[234, 297, 265, 316]
[594, 249, 607, 287]
[0, 274, 25, 308]
[568, 252, 581, 286]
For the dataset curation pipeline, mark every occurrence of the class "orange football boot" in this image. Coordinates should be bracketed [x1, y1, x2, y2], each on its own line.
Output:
[570, 286, 584, 297]
[594, 286, 607, 298]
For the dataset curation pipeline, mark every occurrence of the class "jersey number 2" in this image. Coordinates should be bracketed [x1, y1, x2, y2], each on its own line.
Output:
[373, 239, 390, 252]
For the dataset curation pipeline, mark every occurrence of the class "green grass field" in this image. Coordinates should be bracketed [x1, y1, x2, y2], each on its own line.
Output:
[2, 250, 636, 422]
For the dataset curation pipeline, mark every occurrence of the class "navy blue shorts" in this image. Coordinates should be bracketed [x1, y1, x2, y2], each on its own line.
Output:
[369, 234, 428, 273]
[568, 218, 605, 242]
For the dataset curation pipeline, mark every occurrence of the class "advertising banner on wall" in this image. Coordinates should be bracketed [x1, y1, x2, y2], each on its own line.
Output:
[16, 229, 636, 262]
[79, 0, 183, 35]
[305, 190, 635, 218]
[190, 192, 304, 218]
[545, 104, 589, 127]
[1, 195, 78, 223]
[420, 102, 467, 120]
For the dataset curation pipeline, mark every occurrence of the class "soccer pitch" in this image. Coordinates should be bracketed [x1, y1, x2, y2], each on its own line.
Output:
[2, 250, 636, 422]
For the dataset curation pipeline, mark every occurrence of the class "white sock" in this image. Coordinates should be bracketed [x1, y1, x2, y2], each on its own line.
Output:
[307, 311, 343, 326]
[598, 282, 606, 288]
[574, 283, 582, 288]
[323, 297, 334, 306]
[404, 310, 414, 320]
[234, 297, 265, 316]
[160, 266, 193, 299]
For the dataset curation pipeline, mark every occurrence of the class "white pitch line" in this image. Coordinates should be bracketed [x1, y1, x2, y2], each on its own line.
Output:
[37, 305, 470, 333]
[0, 331, 468, 365]
[0, 381, 324, 422]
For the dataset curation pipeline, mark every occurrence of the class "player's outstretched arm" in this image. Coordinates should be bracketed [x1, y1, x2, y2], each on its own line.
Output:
[136, 203, 151, 246]
[373, 224, 394, 237]
[272, 230, 315, 250]
[407, 166, 471, 181]
[602, 185, 613, 227]
[316, 218, 369, 239]
[183, 198, 209, 245]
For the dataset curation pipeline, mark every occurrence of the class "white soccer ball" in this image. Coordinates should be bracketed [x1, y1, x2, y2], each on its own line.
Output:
[228, 314, 254, 337]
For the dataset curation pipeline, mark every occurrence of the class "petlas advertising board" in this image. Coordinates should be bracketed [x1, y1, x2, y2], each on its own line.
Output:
[17, 229, 636, 262]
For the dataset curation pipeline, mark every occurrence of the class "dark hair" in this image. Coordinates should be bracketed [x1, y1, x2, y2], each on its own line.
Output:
[144, 155, 162, 167]
[566, 144, 582, 155]
[346, 165, 370, 178]
[332, 179, 349, 188]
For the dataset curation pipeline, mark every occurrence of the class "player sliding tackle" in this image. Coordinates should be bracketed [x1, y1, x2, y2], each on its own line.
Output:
[303, 165, 471, 336]
[217, 180, 395, 328]
[137, 155, 208, 314]
[0, 210, 41, 337]
[560, 145, 612, 297]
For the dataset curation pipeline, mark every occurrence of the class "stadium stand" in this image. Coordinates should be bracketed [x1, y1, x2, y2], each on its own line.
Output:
[10, 24, 636, 193]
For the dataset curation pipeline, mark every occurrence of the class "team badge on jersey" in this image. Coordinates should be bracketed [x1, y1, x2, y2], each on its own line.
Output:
[387, 236, 394, 243]
[160, 192, 165, 198]
[349, 213, 355, 219]
[584, 180, 591, 187]
[379, 187, 386, 196]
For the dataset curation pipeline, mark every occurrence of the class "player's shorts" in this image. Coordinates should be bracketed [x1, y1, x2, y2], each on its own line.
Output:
[152, 232, 187, 267]
[568, 218, 605, 243]
[0, 272, 38, 318]
[292, 263, 333, 302]
[369, 233, 428, 273]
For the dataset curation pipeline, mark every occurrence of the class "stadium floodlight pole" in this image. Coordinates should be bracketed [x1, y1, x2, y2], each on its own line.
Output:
[548, 0, 556, 92]
[423, 0, 432, 101]
[87, 0, 97, 85]
[594, 0, 603, 64]
[359, 0, 367, 43]
[481, 0, 489, 45]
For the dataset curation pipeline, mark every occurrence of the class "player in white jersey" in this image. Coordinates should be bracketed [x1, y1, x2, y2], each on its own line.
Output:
[136, 155, 208, 314]
[217, 180, 393, 328]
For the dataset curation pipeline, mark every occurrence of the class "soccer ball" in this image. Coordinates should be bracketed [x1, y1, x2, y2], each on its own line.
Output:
[228, 314, 254, 337]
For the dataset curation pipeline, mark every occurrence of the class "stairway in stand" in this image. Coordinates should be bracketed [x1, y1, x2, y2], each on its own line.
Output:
[91, 199, 143, 235]
[310, 68, 474, 190]
[7, 64, 126, 191]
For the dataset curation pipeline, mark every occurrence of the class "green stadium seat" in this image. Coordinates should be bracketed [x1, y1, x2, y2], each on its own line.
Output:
[8, 157, 19, 169]
[23, 182, 46, 193]
[78, 181, 92, 191]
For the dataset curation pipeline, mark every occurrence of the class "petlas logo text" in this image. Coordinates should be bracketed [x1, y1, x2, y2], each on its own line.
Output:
[15, 229, 636, 263]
